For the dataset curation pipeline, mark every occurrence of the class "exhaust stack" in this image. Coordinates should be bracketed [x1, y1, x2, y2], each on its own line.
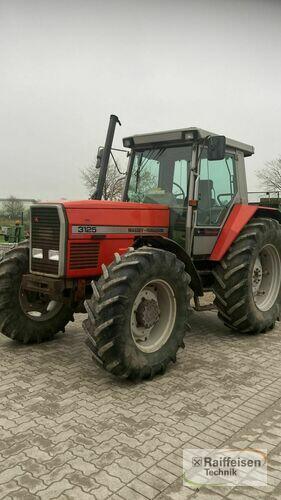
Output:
[93, 114, 121, 200]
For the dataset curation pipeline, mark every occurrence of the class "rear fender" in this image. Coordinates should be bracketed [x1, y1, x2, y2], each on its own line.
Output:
[134, 235, 203, 296]
[210, 204, 281, 261]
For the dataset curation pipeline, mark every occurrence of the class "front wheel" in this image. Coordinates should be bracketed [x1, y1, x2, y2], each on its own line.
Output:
[0, 247, 74, 343]
[213, 218, 281, 333]
[83, 247, 192, 380]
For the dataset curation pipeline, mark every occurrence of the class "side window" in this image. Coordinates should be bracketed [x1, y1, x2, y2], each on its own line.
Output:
[197, 153, 237, 226]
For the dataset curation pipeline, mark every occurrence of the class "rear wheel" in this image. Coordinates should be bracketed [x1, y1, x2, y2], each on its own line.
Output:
[0, 247, 74, 343]
[83, 247, 192, 380]
[213, 218, 281, 333]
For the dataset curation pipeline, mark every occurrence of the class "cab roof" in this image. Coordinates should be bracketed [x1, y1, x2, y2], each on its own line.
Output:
[123, 127, 255, 157]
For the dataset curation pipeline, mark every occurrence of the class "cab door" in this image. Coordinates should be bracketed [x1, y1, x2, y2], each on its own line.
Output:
[192, 148, 238, 257]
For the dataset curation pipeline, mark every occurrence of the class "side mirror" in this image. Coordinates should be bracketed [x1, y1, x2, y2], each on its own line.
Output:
[95, 148, 104, 169]
[207, 135, 226, 161]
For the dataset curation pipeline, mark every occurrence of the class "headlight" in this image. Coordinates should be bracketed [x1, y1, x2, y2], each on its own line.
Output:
[48, 250, 59, 261]
[32, 248, 43, 259]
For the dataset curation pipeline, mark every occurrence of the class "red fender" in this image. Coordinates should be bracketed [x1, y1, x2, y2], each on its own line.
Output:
[210, 204, 281, 261]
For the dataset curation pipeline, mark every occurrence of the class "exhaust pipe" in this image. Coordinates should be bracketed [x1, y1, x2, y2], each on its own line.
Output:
[93, 114, 121, 200]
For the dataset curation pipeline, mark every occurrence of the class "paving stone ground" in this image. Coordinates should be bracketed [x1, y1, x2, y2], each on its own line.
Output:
[1, 308, 281, 499]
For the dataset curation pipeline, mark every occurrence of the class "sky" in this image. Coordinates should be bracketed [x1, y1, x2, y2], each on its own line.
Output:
[0, 0, 280, 200]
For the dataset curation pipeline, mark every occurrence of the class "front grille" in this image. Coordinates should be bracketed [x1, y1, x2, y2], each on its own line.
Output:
[31, 206, 61, 276]
[69, 242, 100, 270]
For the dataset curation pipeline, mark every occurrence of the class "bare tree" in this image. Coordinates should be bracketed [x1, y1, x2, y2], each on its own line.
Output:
[256, 157, 281, 191]
[81, 162, 125, 200]
[2, 196, 24, 220]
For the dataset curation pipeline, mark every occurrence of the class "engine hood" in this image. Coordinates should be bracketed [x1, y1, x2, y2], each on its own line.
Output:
[60, 199, 168, 211]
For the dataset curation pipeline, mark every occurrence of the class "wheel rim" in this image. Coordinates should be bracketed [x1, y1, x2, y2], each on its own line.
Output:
[252, 244, 281, 312]
[19, 286, 63, 322]
[130, 279, 177, 353]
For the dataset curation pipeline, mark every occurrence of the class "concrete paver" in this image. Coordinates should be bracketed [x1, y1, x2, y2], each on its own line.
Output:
[1, 309, 281, 499]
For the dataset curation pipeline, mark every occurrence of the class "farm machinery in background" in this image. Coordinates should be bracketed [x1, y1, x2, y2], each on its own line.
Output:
[1, 221, 25, 243]
[1, 115, 281, 380]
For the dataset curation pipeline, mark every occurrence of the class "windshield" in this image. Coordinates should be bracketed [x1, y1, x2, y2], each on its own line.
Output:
[127, 145, 193, 206]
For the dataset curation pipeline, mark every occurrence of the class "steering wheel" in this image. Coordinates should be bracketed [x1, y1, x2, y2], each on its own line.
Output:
[172, 182, 185, 199]
[217, 193, 231, 206]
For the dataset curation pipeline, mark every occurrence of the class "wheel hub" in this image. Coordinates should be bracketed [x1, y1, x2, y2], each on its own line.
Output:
[19, 287, 63, 321]
[252, 256, 263, 294]
[135, 298, 160, 329]
[130, 279, 177, 353]
[252, 244, 281, 312]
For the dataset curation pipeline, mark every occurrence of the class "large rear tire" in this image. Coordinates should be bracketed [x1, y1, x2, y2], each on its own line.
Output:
[83, 247, 192, 380]
[213, 218, 281, 334]
[0, 247, 73, 343]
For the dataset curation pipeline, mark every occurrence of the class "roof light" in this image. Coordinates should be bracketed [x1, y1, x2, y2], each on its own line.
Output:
[184, 131, 194, 140]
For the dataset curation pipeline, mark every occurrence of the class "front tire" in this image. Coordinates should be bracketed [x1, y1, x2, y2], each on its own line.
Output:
[213, 218, 281, 334]
[83, 247, 192, 380]
[0, 247, 73, 343]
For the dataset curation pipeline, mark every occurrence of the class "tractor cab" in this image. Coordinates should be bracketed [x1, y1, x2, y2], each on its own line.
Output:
[122, 127, 254, 256]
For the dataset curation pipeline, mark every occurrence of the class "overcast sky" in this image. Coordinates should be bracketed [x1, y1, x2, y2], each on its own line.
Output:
[0, 0, 280, 200]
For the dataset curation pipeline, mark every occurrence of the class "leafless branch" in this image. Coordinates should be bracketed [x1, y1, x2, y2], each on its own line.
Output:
[81, 162, 125, 200]
[256, 158, 281, 191]
[2, 196, 24, 220]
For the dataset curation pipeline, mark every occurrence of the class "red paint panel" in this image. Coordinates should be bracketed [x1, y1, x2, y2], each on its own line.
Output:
[66, 235, 137, 278]
[64, 200, 169, 278]
[65, 202, 169, 240]
[62, 199, 168, 211]
[210, 204, 258, 261]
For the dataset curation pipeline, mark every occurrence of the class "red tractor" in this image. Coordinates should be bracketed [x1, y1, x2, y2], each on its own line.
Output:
[1, 115, 281, 380]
